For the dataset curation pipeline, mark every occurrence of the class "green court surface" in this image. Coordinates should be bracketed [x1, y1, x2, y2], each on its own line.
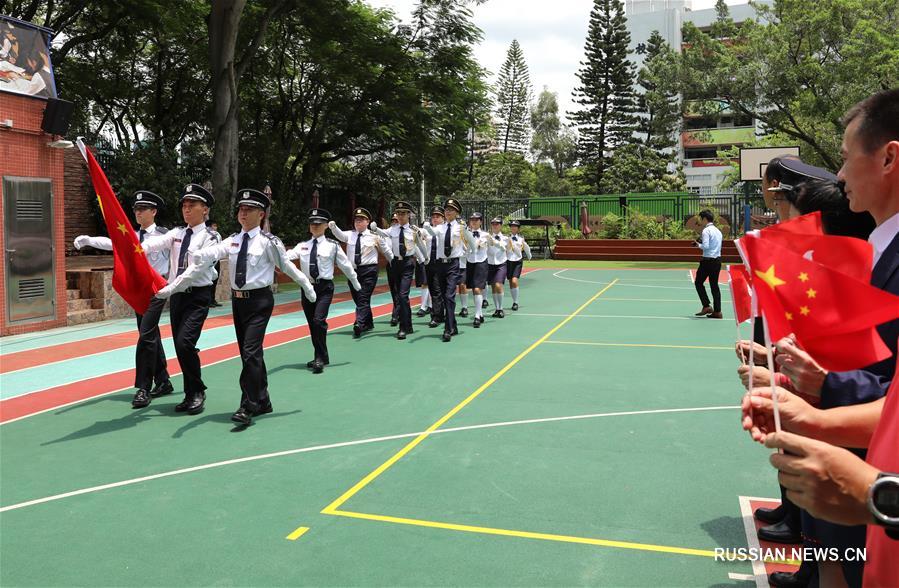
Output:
[0, 267, 774, 587]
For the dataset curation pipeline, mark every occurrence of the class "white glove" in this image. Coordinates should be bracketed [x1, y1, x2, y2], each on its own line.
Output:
[351, 279, 362, 291]
[74, 235, 90, 250]
[155, 284, 174, 300]
[328, 220, 337, 231]
[422, 222, 431, 229]
[370, 221, 378, 231]
[304, 286, 317, 303]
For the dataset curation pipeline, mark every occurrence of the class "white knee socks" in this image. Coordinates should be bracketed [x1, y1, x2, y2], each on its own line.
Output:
[474, 294, 483, 318]
[511, 287, 519, 303]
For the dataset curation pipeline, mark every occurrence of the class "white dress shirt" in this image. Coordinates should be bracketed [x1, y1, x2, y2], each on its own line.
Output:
[329, 223, 393, 267]
[371, 223, 418, 260]
[870, 212, 899, 268]
[143, 222, 221, 286]
[288, 235, 360, 286]
[159, 227, 315, 299]
[463, 226, 490, 263]
[507, 233, 532, 262]
[78, 223, 171, 277]
[487, 232, 510, 265]
[424, 219, 465, 259]
[697, 223, 723, 258]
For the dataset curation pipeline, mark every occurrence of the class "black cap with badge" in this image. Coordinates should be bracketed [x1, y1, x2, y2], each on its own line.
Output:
[308, 208, 332, 224]
[179, 183, 215, 207]
[469, 211, 483, 220]
[236, 188, 271, 209]
[394, 200, 415, 214]
[430, 206, 445, 217]
[133, 191, 164, 210]
[443, 198, 462, 214]
[353, 207, 372, 221]
[509, 220, 521, 227]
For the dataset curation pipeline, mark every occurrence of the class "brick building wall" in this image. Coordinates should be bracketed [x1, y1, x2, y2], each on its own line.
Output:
[0, 93, 67, 336]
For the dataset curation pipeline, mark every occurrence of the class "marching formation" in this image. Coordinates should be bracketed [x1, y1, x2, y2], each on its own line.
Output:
[74, 194, 531, 427]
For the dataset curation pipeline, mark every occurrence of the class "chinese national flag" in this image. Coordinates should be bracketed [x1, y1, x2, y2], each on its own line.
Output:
[759, 230, 873, 282]
[727, 264, 752, 324]
[738, 233, 899, 371]
[78, 140, 166, 314]
[764, 211, 823, 236]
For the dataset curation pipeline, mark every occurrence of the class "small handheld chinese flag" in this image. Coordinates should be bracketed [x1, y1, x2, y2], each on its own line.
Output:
[728, 264, 752, 324]
[77, 139, 166, 314]
[738, 232, 899, 371]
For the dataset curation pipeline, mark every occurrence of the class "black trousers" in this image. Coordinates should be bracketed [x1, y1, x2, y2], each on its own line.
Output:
[390, 257, 414, 331]
[434, 259, 462, 334]
[168, 286, 214, 397]
[387, 259, 399, 321]
[426, 261, 444, 321]
[134, 297, 170, 391]
[233, 288, 274, 410]
[694, 257, 722, 312]
[351, 264, 379, 329]
[302, 279, 334, 362]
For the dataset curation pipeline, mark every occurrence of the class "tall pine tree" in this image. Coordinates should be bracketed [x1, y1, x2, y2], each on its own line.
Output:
[569, 0, 637, 189]
[636, 30, 680, 152]
[494, 39, 533, 155]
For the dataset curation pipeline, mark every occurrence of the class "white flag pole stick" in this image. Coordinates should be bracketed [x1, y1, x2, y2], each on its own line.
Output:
[760, 312, 782, 435]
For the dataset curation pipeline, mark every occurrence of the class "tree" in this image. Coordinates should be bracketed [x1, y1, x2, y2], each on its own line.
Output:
[569, 0, 637, 189]
[494, 39, 532, 154]
[530, 87, 578, 177]
[456, 152, 535, 199]
[635, 30, 680, 152]
[680, 0, 899, 170]
[601, 142, 686, 193]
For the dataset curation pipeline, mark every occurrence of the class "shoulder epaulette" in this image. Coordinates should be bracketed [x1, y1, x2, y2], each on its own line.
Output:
[262, 231, 283, 246]
[156, 226, 169, 234]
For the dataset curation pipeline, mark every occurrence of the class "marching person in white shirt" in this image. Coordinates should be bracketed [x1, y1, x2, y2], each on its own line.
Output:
[370, 201, 418, 339]
[414, 216, 433, 318]
[328, 207, 393, 338]
[289, 208, 361, 373]
[505, 220, 532, 311]
[487, 217, 511, 318]
[125, 184, 221, 415]
[74, 190, 173, 408]
[423, 198, 466, 342]
[457, 237, 470, 318]
[155, 189, 316, 426]
[418, 206, 446, 329]
[462, 211, 490, 327]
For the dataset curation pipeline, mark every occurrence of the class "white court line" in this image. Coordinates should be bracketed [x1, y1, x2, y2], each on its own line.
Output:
[0, 405, 737, 513]
[728, 573, 755, 581]
[517, 313, 730, 321]
[553, 270, 707, 291]
[738, 495, 777, 588]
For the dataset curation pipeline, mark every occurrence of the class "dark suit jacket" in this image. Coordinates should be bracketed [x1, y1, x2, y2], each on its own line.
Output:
[820, 231, 899, 408]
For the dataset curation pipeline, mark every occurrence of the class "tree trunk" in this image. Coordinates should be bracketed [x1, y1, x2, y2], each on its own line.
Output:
[209, 0, 246, 212]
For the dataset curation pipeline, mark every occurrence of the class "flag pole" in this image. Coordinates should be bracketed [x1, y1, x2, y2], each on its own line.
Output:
[760, 311, 782, 435]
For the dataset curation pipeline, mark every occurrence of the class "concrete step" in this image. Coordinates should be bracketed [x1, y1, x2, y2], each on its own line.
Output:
[67, 308, 105, 326]
[66, 288, 82, 300]
[67, 298, 93, 312]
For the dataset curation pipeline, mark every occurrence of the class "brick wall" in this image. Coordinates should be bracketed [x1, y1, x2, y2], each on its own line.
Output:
[0, 93, 67, 336]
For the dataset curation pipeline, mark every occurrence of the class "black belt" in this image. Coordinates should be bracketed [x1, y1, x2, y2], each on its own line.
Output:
[232, 286, 271, 299]
[180, 284, 214, 294]
[437, 258, 459, 264]
[701, 257, 721, 260]
[310, 278, 333, 285]
[357, 263, 378, 269]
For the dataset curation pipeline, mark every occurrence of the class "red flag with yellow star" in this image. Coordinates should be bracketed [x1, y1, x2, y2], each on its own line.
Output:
[738, 233, 899, 371]
[77, 140, 166, 314]
[763, 211, 823, 236]
[759, 230, 873, 282]
[727, 264, 753, 324]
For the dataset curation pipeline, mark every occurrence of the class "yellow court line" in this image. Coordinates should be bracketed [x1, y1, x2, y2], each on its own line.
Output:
[330, 509, 717, 558]
[285, 526, 310, 541]
[319, 278, 620, 515]
[546, 341, 733, 351]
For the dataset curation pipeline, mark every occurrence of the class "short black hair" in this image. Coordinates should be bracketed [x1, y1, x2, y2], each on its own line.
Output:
[842, 88, 899, 153]
[698, 210, 714, 222]
[795, 179, 875, 239]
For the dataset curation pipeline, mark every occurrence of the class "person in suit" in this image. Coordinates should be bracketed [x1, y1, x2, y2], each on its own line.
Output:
[74, 191, 173, 407]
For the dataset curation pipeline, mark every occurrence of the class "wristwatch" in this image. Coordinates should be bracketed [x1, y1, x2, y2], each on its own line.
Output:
[867, 472, 899, 540]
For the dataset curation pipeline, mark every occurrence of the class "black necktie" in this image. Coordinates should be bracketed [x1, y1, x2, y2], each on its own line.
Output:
[512, 235, 518, 241]
[309, 238, 320, 279]
[430, 234, 437, 262]
[444, 221, 452, 257]
[399, 226, 406, 258]
[235, 233, 249, 288]
[139, 229, 146, 243]
[473, 230, 479, 237]
[177, 227, 193, 276]
[355, 233, 362, 266]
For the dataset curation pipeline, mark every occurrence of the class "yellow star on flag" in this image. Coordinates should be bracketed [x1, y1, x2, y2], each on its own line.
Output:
[800, 306, 810, 316]
[798, 272, 809, 283]
[786, 311, 794, 321]
[117, 222, 129, 235]
[134, 244, 144, 255]
[755, 265, 787, 289]
[806, 288, 817, 299]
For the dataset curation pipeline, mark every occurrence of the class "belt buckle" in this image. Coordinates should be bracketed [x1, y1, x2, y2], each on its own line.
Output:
[233, 289, 249, 299]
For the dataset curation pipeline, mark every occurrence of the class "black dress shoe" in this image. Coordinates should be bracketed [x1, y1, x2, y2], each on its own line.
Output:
[758, 520, 801, 544]
[255, 401, 273, 416]
[497, 310, 505, 318]
[132, 388, 151, 409]
[311, 360, 324, 374]
[186, 393, 205, 415]
[390, 318, 398, 327]
[174, 396, 191, 412]
[473, 318, 480, 328]
[306, 359, 330, 368]
[231, 407, 252, 426]
[768, 560, 814, 587]
[416, 308, 428, 317]
[492, 310, 501, 318]
[695, 306, 713, 316]
[428, 319, 441, 328]
[451, 327, 458, 335]
[511, 303, 519, 311]
[150, 380, 174, 398]
[754, 505, 785, 525]
[397, 330, 407, 340]
[459, 308, 469, 317]
[442, 332, 452, 342]
[482, 299, 489, 309]
[353, 324, 362, 338]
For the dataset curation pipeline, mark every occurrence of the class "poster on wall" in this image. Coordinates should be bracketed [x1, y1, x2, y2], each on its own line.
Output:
[0, 16, 57, 99]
